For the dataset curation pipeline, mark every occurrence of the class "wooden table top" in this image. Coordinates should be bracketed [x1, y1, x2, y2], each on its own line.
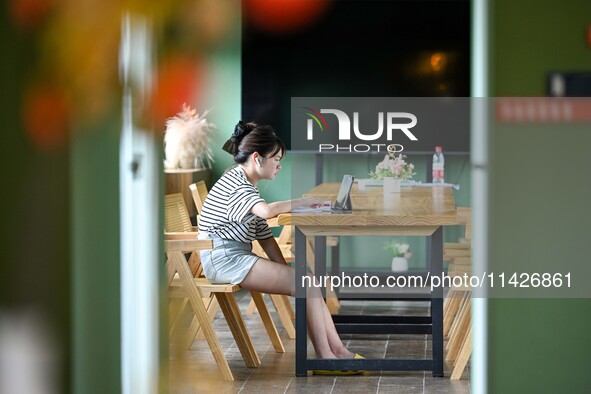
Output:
[277, 183, 457, 227]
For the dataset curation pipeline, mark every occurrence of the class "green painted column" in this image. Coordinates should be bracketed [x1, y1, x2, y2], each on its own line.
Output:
[488, 0, 591, 392]
[70, 118, 121, 393]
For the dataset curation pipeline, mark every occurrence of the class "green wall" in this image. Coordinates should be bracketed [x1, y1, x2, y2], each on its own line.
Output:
[203, 37, 242, 182]
[488, 0, 591, 392]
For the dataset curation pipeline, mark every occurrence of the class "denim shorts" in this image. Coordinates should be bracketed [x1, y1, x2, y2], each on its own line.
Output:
[197, 232, 260, 284]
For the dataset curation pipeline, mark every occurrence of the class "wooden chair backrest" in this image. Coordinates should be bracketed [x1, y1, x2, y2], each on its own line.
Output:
[164, 193, 193, 233]
[164, 193, 203, 277]
[189, 181, 209, 215]
[165, 193, 193, 232]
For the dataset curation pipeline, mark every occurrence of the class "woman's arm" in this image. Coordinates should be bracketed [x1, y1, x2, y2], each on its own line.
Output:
[257, 237, 287, 264]
[251, 196, 322, 219]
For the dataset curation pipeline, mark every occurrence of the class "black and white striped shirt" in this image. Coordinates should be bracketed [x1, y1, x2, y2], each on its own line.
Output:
[198, 166, 273, 243]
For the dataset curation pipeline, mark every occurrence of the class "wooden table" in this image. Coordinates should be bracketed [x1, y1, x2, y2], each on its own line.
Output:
[277, 183, 457, 377]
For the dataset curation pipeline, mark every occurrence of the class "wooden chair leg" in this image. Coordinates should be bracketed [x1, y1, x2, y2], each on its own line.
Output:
[446, 300, 466, 357]
[246, 293, 295, 338]
[326, 287, 341, 315]
[191, 296, 219, 344]
[185, 315, 200, 349]
[170, 252, 234, 380]
[446, 295, 471, 363]
[215, 293, 261, 368]
[250, 291, 285, 353]
[451, 325, 472, 380]
[447, 293, 469, 350]
[246, 298, 257, 315]
[444, 290, 462, 338]
[269, 294, 296, 339]
[188, 252, 201, 277]
[169, 298, 189, 337]
[246, 294, 294, 321]
[281, 295, 295, 321]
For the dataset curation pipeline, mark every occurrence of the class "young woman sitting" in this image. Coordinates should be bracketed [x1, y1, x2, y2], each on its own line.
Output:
[197, 121, 363, 373]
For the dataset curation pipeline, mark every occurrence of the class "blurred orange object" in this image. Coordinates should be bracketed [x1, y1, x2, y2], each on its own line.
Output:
[23, 86, 70, 152]
[9, 0, 54, 29]
[243, 0, 331, 34]
[151, 56, 205, 130]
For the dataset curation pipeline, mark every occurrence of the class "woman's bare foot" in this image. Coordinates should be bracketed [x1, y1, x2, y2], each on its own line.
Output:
[316, 350, 338, 359]
[334, 348, 356, 359]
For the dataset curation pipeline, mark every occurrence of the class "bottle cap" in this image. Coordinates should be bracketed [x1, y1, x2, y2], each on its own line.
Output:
[435, 146, 442, 152]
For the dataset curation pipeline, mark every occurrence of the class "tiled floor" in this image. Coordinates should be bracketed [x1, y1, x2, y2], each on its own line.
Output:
[169, 290, 470, 393]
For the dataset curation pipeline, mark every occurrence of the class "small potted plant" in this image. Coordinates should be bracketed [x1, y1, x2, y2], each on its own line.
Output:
[369, 152, 415, 193]
[384, 240, 412, 272]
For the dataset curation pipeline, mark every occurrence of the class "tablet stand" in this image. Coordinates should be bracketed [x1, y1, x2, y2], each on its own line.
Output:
[331, 194, 353, 213]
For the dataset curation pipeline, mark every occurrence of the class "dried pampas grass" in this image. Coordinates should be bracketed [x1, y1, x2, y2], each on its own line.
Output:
[164, 104, 216, 169]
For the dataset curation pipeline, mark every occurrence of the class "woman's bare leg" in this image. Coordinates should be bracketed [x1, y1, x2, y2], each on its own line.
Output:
[240, 258, 353, 359]
[240, 258, 295, 296]
[321, 298, 355, 358]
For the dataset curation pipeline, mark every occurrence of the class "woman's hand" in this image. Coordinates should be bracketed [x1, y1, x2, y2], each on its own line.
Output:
[292, 196, 323, 210]
[252, 196, 324, 218]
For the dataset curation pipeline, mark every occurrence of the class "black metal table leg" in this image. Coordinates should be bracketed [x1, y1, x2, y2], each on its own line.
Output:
[429, 227, 444, 377]
[295, 227, 308, 376]
[315, 236, 327, 298]
[332, 238, 340, 296]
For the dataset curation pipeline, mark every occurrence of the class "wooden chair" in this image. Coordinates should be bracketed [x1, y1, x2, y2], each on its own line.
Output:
[443, 207, 471, 336]
[165, 194, 284, 360]
[189, 181, 296, 338]
[165, 192, 211, 340]
[165, 237, 255, 381]
[442, 207, 472, 380]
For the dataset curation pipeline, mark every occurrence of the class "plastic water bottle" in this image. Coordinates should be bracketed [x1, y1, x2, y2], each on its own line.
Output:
[432, 146, 445, 184]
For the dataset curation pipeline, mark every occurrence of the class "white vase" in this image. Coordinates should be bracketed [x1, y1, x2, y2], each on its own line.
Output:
[383, 177, 401, 193]
[391, 257, 408, 272]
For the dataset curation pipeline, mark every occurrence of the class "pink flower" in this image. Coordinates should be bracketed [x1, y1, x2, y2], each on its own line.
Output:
[371, 153, 415, 181]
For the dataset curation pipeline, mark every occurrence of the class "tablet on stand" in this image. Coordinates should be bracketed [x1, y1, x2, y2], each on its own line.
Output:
[332, 175, 355, 213]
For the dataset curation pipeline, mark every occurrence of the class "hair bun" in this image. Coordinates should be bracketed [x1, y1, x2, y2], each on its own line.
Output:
[222, 121, 250, 155]
[232, 120, 248, 140]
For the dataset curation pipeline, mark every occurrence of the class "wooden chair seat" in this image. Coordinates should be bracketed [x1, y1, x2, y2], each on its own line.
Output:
[169, 277, 241, 297]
